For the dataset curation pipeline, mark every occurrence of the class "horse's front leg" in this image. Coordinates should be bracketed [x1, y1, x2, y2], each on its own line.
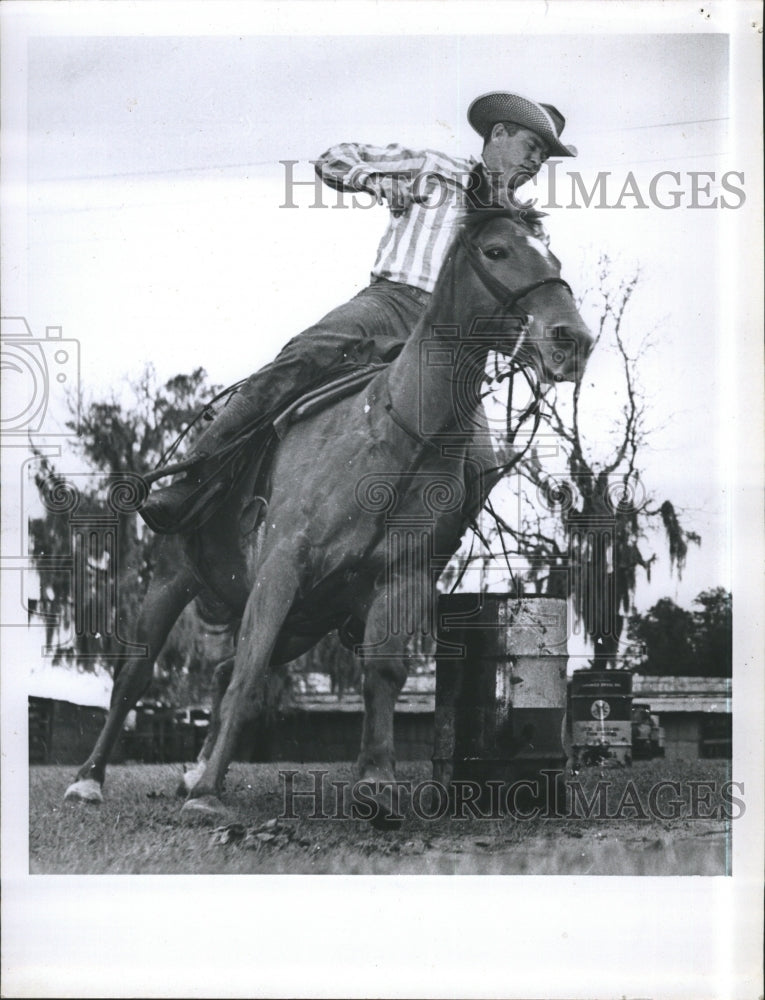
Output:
[180, 557, 299, 822]
[357, 574, 432, 826]
[65, 554, 201, 803]
[178, 638, 313, 799]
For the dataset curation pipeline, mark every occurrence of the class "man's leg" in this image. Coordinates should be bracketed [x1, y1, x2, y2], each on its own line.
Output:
[140, 281, 429, 533]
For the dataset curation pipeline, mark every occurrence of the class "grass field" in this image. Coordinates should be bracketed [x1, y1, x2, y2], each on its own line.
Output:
[29, 758, 733, 875]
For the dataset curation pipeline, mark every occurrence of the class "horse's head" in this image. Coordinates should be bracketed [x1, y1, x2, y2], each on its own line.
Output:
[456, 210, 593, 384]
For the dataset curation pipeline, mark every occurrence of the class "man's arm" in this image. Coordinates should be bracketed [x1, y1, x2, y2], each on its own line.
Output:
[315, 142, 428, 193]
[315, 142, 472, 216]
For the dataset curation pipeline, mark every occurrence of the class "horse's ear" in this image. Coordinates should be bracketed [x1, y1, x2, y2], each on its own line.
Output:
[519, 204, 547, 229]
[464, 165, 496, 213]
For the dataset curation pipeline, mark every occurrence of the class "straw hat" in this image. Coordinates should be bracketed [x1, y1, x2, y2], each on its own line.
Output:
[468, 92, 577, 157]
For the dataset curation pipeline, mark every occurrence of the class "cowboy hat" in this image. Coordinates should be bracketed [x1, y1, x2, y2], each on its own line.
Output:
[468, 92, 577, 157]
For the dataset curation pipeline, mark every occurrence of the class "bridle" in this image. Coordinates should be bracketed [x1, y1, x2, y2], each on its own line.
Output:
[457, 226, 573, 326]
[385, 221, 575, 447]
[385, 220, 575, 515]
[385, 220, 574, 438]
[434, 225, 579, 593]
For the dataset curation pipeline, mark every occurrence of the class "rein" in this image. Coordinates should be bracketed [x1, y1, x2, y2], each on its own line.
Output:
[384, 221, 571, 590]
[384, 223, 568, 454]
[144, 379, 250, 486]
[451, 221, 573, 477]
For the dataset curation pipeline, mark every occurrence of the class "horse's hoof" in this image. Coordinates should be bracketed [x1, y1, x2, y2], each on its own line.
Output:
[176, 764, 205, 798]
[64, 779, 104, 804]
[370, 811, 404, 832]
[356, 778, 405, 830]
[180, 795, 230, 824]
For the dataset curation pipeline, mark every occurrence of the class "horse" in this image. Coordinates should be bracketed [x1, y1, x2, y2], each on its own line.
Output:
[64, 208, 593, 822]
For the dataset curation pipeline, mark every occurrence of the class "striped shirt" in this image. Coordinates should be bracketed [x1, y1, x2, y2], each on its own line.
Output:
[316, 143, 480, 293]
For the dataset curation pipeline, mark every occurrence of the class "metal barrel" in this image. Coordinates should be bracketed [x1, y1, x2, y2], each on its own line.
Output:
[433, 594, 569, 797]
[569, 670, 633, 767]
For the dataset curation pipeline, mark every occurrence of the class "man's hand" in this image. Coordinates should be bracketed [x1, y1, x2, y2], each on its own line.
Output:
[366, 174, 417, 217]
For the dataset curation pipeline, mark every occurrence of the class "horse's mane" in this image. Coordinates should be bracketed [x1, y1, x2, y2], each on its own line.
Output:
[457, 203, 547, 237]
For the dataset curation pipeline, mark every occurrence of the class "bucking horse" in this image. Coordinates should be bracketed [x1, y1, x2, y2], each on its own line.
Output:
[64, 206, 593, 823]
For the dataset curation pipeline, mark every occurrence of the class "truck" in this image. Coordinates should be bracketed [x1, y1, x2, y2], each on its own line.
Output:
[631, 702, 665, 759]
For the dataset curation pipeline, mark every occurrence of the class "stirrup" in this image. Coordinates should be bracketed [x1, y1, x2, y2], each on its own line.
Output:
[143, 456, 203, 487]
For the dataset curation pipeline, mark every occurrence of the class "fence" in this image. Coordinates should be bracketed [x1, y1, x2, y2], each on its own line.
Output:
[28, 697, 207, 765]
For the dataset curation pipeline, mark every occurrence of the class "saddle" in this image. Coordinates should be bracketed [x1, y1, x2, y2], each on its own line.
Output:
[272, 364, 385, 439]
[155, 364, 387, 536]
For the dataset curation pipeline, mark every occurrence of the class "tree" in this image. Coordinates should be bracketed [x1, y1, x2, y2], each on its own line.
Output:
[626, 597, 698, 676]
[28, 365, 229, 704]
[445, 255, 701, 668]
[693, 587, 733, 677]
[690, 587, 732, 676]
[627, 588, 731, 677]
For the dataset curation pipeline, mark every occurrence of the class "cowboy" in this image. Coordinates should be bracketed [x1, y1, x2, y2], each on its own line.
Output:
[140, 92, 577, 533]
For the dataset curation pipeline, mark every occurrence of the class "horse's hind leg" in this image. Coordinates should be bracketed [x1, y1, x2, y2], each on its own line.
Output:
[177, 655, 235, 797]
[64, 553, 200, 803]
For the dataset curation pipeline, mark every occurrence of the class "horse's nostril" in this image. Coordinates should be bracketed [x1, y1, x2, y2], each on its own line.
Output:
[548, 326, 571, 348]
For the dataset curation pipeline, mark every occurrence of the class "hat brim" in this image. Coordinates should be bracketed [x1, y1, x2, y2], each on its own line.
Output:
[468, 92, 577, 157]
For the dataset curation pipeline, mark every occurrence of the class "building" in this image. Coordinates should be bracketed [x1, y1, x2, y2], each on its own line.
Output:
[266, 672, 732, 764]
[28, 671, 733, 766]
[241, 671, 435, 763]
[632, 674, 731, 759]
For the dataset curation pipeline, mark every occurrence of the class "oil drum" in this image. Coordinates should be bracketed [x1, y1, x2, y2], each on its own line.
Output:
[432, 594, 569, 798]
[569, 669, 633, 767]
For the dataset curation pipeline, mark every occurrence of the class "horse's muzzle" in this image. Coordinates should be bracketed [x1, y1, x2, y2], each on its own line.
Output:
[540, 324, 593, 384]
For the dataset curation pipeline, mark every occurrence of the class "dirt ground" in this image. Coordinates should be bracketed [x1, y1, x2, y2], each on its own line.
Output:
[29, 758, 733, 875]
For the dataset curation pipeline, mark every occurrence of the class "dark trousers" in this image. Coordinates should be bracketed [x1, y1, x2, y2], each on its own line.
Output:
[235, 278, 431, 413]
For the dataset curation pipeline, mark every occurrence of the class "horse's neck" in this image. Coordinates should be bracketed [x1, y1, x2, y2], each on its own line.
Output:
[385, 270, 488, 444]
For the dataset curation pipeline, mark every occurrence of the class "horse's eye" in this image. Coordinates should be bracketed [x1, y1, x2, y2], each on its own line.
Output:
[483, 247, 507, 260]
